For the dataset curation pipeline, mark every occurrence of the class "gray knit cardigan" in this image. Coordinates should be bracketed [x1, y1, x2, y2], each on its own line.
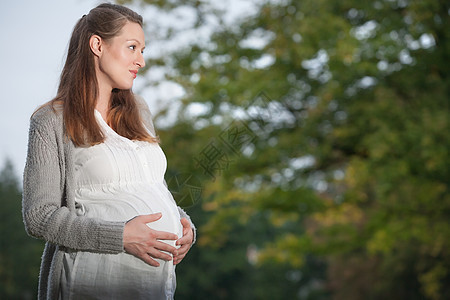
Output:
[22, 97, 196, 300]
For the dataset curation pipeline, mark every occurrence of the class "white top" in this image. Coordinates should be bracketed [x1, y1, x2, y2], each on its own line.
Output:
[60, 110, 183, 300]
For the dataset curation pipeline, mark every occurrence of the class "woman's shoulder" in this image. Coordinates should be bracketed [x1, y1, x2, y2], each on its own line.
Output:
[30, 102, 64, 131]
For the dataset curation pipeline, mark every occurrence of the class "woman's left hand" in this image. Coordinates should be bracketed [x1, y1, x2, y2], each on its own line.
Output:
[173, 218, 194, 265]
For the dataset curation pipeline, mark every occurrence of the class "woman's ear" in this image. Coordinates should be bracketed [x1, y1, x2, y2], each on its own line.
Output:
[89, 35, 103, 57]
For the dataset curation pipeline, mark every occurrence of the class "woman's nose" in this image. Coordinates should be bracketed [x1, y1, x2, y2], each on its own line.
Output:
[136, 54, 146, 68]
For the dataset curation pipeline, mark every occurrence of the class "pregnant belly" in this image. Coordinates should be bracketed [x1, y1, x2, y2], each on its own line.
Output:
[75, 183, 183, 246]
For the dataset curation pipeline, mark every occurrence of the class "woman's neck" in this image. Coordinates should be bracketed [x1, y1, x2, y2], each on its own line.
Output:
[96, 85, 112, 121]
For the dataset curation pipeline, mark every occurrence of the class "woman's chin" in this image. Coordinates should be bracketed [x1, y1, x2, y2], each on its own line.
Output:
[113, 83, 134, 91]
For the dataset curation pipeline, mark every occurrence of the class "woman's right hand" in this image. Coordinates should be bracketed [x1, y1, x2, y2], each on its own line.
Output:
[123, 213, 178, 267]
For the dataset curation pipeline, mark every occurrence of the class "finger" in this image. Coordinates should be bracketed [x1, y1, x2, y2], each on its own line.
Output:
[153, 241, 178, 254]
[147, 248, 173, 262]
[176, 229, 193, 246]
[184, 224, 194, 236]
[139, 253, 160, 267]
[151, 230, 179, 241]
[180, 218, 191, 229]
[176, 244, 189, 256]
[173, 253, 186, 265]
[139, 212, 162, 223]
[176, 235, 189, 246]
[183, 226, 191, 237]
[173, 254, 186, 261]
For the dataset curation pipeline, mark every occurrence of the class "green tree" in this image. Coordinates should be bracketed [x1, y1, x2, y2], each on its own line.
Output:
[0, 159, 44, 299]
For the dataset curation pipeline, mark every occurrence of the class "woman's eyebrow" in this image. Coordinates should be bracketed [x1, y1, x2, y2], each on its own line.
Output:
[127, 38, 144, 45]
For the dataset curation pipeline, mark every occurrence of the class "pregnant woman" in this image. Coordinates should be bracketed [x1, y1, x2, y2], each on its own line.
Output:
[22, 3, 195, 299]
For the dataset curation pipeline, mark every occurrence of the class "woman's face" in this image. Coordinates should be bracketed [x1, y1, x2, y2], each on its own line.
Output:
[97, 21, 146, 91]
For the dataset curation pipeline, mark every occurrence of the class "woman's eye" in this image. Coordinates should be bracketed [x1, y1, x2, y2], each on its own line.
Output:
[129, 45, 136, 50]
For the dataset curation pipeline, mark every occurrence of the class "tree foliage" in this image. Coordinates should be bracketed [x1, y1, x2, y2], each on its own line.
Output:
[0, 160, 44, 299]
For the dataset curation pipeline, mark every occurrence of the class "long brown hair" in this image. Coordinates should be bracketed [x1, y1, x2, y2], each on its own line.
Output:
[46, 3, 157, 146]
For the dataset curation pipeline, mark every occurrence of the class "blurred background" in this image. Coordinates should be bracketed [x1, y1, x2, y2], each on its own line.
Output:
[1, 0, 449, 299]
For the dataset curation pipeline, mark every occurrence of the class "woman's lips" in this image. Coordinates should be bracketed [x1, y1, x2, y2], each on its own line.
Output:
[130, 70, 138, 78]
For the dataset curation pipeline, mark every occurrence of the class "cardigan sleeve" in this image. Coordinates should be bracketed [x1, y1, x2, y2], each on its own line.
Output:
[135, 95, 197, 244]
[22, 111, 125, 253]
